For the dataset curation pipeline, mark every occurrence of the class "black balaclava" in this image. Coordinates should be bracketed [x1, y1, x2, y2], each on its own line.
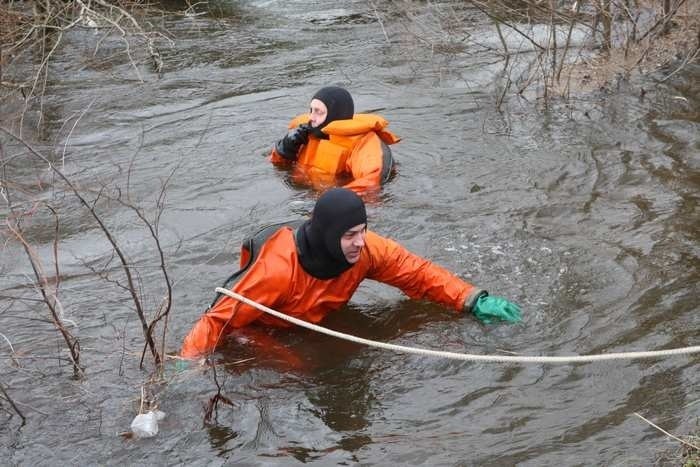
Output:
[296, 188, 367, 279]
[309, 86, 354, 138]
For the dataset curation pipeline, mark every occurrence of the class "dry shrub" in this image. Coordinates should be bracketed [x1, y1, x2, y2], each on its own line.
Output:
[554, 0, 700, 93]
[0, 4, 31, 45]
[0, 3, 32, 83]
[0, 0, 169, 132]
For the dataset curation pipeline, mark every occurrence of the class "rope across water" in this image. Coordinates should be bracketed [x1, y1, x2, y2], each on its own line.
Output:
[216, 288, 700, 364]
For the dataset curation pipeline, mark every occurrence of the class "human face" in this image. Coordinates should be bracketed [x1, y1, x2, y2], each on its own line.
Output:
[309, 99, 328, 128]
[340, 223, 366, 264]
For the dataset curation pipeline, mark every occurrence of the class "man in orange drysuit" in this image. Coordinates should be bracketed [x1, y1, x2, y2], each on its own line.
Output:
[269, 86, 400, 195]
[181, 188, 521, 359]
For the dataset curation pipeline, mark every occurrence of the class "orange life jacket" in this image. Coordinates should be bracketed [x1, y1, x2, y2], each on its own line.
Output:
[270, 114, 400, 194]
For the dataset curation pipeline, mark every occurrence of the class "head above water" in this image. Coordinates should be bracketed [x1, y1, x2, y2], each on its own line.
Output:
[310, 187, 367, 263]
[296, 188, 367, 279]
[309, 86, 354, 128]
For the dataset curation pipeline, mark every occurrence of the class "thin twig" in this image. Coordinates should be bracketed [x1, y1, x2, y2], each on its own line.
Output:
[1, 153, 82, 376]
[634, 412, 700, 451]
[6, 218, 83, 376]
[0, 332, 21, 367]
[60, 98, 96, 170]
[468, 0, 545, 51]
[368, 0, 390, 43]
[659, 45, 700, 83]
[139, 385, 145, 415]
[556, 0, 581, 82]
[114, 163, 177, 370]
[47, 205, 61, 299]
[0, 382, 26, 422]
[203, 360, 234, 424]
[637, 0, 688, 43]
[0, 127, 161, 366]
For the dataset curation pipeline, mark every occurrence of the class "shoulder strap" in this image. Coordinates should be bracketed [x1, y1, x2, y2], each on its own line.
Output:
[208, 219, 305, 308]
[379, 140, 394, 183]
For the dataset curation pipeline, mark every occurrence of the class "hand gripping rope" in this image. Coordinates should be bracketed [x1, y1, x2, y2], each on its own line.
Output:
[216, 288, 700, 364]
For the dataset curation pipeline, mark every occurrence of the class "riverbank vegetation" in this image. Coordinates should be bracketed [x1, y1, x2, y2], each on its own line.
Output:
[2, 0, 698, 126]
[0, 126, 179, 435]
[1, 0, 172, 133]
[378, 0, 699, 104]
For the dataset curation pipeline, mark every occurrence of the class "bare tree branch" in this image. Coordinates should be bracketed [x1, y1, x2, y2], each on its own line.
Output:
[0, 126, 162, 366]
[0, 382, 26, 423]
[5, 209, 83, 377]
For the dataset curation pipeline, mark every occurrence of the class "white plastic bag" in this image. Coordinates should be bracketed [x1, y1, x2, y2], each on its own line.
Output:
[130, 410, 166, 438]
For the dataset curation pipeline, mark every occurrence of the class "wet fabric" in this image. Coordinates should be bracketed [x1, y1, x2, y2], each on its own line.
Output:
[180, 227, 483, 358]
[270, 113, 400, 194]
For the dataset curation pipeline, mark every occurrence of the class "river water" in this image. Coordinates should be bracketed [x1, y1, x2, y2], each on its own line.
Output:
[1, 0, 698, 465]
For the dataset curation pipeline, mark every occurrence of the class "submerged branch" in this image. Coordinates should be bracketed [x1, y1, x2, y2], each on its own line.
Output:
[634, 412, 700, 451]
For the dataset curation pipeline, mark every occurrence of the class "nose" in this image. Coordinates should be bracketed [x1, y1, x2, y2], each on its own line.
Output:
[353, 231, 365, 248]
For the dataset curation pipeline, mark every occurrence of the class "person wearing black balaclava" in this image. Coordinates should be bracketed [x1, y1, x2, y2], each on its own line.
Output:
[181, 188, 522, 359]
[270, 86, 401, 195]
[295, 184, 368, 279]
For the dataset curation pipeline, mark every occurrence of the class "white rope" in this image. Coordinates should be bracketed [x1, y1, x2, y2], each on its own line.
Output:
[216, 288, 700, 364]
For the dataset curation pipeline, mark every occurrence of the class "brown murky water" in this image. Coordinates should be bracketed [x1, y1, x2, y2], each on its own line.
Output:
[1, 1, 698, 465]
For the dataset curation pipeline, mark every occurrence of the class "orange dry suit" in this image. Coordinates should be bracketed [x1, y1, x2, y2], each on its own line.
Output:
[180, 223, 484, 359]
[270, 113, 400, 194]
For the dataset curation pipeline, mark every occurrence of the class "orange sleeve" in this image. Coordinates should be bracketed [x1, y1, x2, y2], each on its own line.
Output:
[180, 244, 290, 359]
[363, 231, 481, 312]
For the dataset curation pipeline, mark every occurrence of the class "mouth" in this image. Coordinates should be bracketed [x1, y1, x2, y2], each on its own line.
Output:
[346, 250, 361, 261]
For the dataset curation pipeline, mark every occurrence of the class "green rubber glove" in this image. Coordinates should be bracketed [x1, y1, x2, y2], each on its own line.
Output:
[174, 359, 190, 372]
[472, 294, 522, 324]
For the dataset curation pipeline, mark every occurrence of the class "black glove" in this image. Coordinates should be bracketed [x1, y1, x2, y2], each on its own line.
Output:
[275, 124, 311, 161]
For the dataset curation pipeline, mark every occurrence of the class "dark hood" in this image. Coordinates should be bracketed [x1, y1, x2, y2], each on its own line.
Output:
[296, 188, 367, 279]
[311, 86, 354, 130]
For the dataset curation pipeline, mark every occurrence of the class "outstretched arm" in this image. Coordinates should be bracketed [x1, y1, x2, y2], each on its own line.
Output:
[364, 231, 482, 312]
[365, 231, 521, 323]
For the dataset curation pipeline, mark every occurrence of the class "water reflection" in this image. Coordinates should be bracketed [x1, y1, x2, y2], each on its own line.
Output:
[208, 300, 469, 450]
[207, 423, 239, 457]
